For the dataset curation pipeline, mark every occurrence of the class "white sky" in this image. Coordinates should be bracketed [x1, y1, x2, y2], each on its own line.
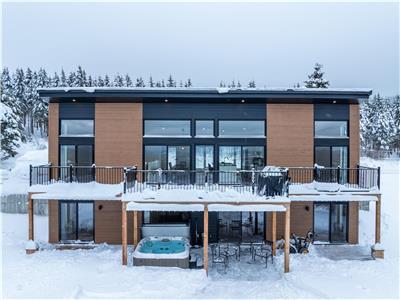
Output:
[2, 1, 399, 96]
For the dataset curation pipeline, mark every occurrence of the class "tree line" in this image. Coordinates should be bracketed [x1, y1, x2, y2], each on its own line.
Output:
[1, 64, 399, 160]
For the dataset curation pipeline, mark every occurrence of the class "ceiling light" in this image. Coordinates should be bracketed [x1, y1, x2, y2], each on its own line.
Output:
[241, 99, 245, 103]
[72, 99, 76, 102]
[164, 99, 168, 103]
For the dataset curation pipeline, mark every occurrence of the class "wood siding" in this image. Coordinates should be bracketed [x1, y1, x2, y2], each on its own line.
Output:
[349, 104, 360, 168]
[48, 200, 59, 243]
[95, 103, 142, 167]
[348, 201, 359, 244]
[265, 202, 314, 241]
[48, 103, 59, 166]
[267, 104, 314, 167]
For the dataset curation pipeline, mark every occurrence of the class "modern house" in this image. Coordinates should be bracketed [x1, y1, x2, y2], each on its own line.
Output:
[27, 87, 383, 273]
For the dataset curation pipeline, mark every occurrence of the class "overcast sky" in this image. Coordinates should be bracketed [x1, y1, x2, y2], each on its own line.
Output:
[2, 2, 399, 96]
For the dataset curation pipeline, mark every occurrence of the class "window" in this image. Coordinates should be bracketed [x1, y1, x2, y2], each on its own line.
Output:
[195, 145, 214, 170]
[60, 120, 94, 137]
[144, 120, 191, 137]
[60, 145, 93, 166]
[144, 145, 190, 170]
[218, 121, 265, 137]
[315, 121, 348, 138]
[195, 120, 214, 137]
[60, 201, 94, 242]
[315, 146, 348, 168]
[314, 202, 348, 243]
[219, 146, 265, 171]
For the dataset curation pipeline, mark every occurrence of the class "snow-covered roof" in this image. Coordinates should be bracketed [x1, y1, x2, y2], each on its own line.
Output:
[37, 86, 372, 100]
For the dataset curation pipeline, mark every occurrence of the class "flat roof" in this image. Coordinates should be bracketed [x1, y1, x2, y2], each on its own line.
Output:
[37, 87, 372, 102]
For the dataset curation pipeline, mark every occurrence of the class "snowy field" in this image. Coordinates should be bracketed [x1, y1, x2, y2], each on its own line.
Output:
[1, 145, 399, 298]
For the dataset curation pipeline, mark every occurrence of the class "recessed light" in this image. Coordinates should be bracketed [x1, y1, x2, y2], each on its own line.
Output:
[333, 100, 337, 104]
[164, 99, 168, 103]
[72, 99, 76, 102]
[241, 99, 245, 103]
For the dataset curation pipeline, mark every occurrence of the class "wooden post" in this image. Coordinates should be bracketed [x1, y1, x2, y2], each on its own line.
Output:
[28, 192, 34, 241]
[203, 204, 209, 275]
[122, 202, 128, 266]
[272, 211, 277, 256]
[133, 211, 138, 247]
[375, 195, 381, 244]
[284, 204, 290, 273]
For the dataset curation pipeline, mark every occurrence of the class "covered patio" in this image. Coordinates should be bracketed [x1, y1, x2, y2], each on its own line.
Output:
[120, 198, 291, 274]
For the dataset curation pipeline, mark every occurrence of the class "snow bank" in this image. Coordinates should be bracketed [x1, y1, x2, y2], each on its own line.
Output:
[25, 240, 38, 250]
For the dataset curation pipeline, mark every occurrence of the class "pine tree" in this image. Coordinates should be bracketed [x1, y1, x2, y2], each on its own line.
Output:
[237, 81, 242, 88]
[179, 80, 183, 88]
[161, 79, 165, 88]
[185, 78, 192, 87]
[391, 96, 400, 151]
[219, 81, 226, 87]
[76, 66, 87, 86]
[167, 75, 175, 87]
[125, 74, 133, 87]
[135, 77, 145, 87]
[87, 75, 93, 87]
[67, 72, 77, 87]
[155, 81, 161, 88]
[149, 76, 155, 88]
[114, 74, 124, 87]
[304, 63, 329, 88]
[52, 72, 60, 87]
[97, 76, 105, 87]
[11, 68, 26, 140]
[60, 69, 67, 87]
[1, 103, 21, 160]
[104, 75, 111, 87]
[248, 80, 256, 88]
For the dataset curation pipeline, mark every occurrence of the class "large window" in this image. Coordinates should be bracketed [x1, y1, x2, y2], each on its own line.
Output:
[314, 202, 348, 243]
[219, 146, 264, 171]
[59, 201, 94, 242]
[195, 120, 214, 137]
[218, 121, 265, 137]
[315, 146, 348, 169]
[315, 121, 348, 138]
[144, 145, 190, 170]
[144, 120, 191, 137]
[60, 145, 93, 166]
[60, 120, 94, 137]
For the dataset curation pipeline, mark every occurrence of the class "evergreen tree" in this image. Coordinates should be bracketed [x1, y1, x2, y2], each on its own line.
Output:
[1, 103, 21, 160]
[161, 79, 165, 87]
[167, 75, 175, 87]
[60, 69, 67, 87]
[304, 63, 329, 88]
[155, 81, 161, 87]
[248, 80, 256, 88]
[135, 77, 145, 87]
[104, 75, 111, 87]
[87, 75, 94, 87]
[97, 76, 105, 87]
[76, 66, 87, 86]
[219, 81, 226, 87]
[391, 96, 400, 151]
[237, 81, 242, 88]
[11, 68, 26, 139]
[185, 78, 192, 87]
[179, 80, 183, 88]
[149, 76, 155, 87]
[114, 74, 124, 87]
[125, 74, 133, 87]
[67, 72, 77, 87]
[52, 72, 60, 87]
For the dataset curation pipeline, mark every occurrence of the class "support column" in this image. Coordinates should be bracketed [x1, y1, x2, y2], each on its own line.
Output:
[284, 204, 290, 273]
[122, 202, 128, 266]
[26, 192, 36, 255]
[203, 204, 209, 275]
[272, 211, 277, 256]
[133, 211, 138, 247]
[375, 195, 381, 244]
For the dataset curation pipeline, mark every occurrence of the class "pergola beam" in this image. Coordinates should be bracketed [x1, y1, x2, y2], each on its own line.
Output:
[203, 204, 209, 275]
[28, 192, 34, 241]
[284, 204, 290, 273]
[133, 211, 139, 247]
[272, 211, 277, 256]
[375, 195, 381, 244]
[122, 202, 128, 265]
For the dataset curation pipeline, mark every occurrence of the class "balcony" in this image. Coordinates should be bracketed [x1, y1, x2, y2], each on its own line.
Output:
[29, 164, 380, 197]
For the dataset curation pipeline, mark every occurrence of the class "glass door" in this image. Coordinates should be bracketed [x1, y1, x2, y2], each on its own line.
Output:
[195, 145, 214, 184]
[314, 202, 348, 243]
[314, 203, 330, 242]
[219, 146, 241, 184]
[60, 201, 94, 242]
[330, 203, 348, 243]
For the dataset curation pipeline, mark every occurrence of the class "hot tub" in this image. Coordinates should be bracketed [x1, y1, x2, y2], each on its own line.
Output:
[133, 236, 190, 268]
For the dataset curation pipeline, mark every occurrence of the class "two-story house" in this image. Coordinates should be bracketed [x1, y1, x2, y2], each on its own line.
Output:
[26, 87, 383, 273]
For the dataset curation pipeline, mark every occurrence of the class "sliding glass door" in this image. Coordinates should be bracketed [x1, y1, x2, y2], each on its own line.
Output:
[60, 201, 94, 242]
[315, 146, 348, 183]
[314, 202, 348, 243]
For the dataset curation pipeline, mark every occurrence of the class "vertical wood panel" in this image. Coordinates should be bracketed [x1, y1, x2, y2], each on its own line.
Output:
[122, 202, 127, 265]
[48, 200, 59, 243]
[349, 104, 360, 168]
[48, 103, 59, 178]
[348, 201, 359, 244]
[284, 205, 290, 273]
[267, 104, 314, 167]
[203, 205, 209, 274]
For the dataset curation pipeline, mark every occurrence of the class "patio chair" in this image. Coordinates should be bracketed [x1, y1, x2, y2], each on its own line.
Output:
[210, 244, 228, 272]
[252, 242, 274, 268]
[219, 242, 240, 262]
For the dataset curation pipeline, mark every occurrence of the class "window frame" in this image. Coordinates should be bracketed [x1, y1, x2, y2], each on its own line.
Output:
[194, 119, 215, 138]
[143, 119, 192, 138]
[217, 120, 266, 138]
[314, 120, 349, 139]
[314, 145, 349, 168]
[59, 144, 94, 166]
[58, 200, 95, 243]
[59, 119, 95, 137]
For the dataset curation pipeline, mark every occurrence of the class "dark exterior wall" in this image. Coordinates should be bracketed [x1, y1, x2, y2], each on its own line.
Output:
[48, 103, 59, 166]
[265, 202, 314, 241]
[267, 104, 314, 167]
[95, 103, 143, 167]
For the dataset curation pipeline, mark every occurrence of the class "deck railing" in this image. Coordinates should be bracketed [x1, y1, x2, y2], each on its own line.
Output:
[287, 165, 380, 190]
[123, 168, 289, 196]
[29, 164, 125, 186]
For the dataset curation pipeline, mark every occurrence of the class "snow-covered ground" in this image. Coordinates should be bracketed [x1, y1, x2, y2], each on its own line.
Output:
[1, 143, 399, 298]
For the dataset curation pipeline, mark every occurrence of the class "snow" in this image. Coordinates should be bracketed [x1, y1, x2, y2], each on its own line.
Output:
[29, 182, 123, 200]
[372, 243, 385, 251]
[25, 240, 37, 250]
[207, 204, 286, 212]
[127, 202, 204, 211]
[0, 139, 48, 195]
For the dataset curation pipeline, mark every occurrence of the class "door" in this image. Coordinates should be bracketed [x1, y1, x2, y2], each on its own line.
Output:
[195, 145, 214, 183]
[315, 146, 348, 183]
[60, 145, 94, 182]
[60, 201, 94, 242]
[313, 202, 348, 243]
